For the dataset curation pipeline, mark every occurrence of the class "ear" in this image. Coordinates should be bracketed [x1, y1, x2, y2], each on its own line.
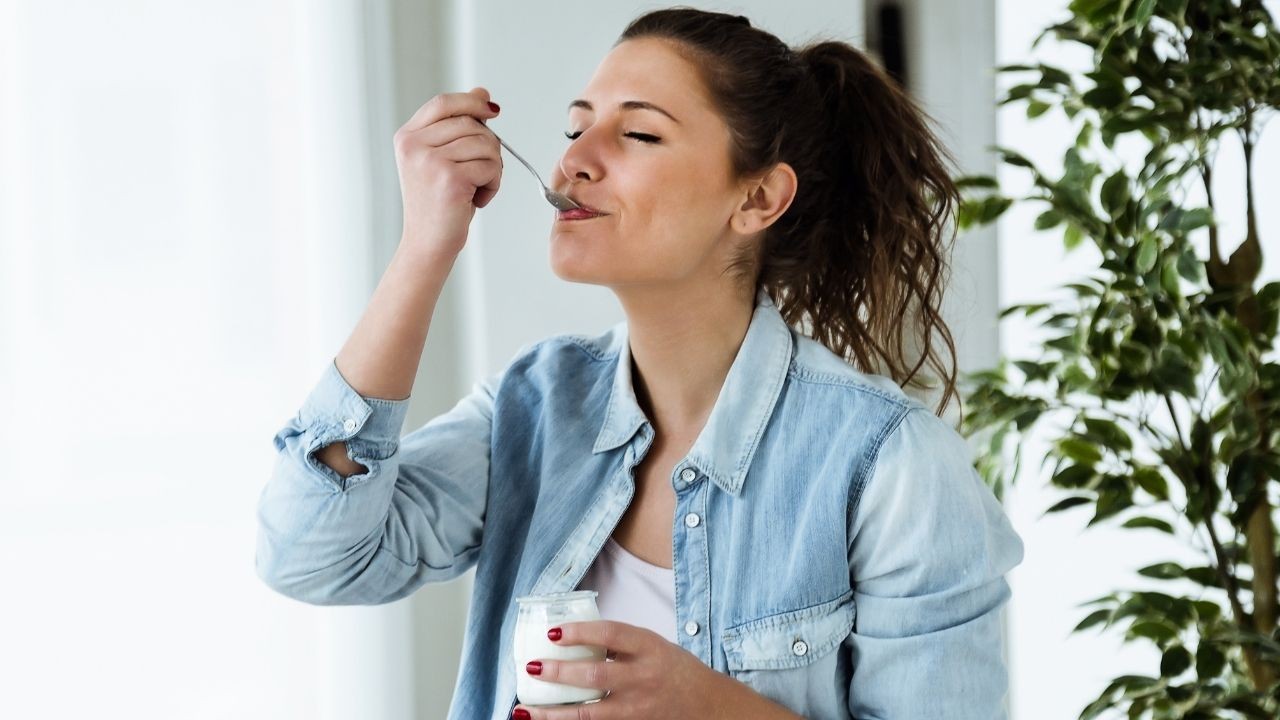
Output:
[731, 162, 797, 235]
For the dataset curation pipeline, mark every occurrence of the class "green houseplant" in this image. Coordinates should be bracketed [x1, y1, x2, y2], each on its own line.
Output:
[954, 0, 1280, 717]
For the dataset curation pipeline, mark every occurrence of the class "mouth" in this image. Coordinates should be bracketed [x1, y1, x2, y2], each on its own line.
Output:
[556, 199, 608, 221]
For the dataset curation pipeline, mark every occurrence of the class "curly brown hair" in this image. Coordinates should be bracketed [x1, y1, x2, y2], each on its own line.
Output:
[619, 7, 963, 420]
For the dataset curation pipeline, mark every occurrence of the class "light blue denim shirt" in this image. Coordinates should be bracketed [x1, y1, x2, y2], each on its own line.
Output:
[257, 287, 1025, 720]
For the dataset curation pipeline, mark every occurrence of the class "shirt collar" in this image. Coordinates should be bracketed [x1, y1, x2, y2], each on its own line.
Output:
[591, 287, 794, 496]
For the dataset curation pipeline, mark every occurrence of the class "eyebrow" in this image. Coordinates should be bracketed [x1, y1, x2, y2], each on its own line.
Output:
[566, 99, 681, 125]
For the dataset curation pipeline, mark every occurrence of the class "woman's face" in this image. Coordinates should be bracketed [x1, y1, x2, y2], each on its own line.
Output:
[549, 38, 753, 291]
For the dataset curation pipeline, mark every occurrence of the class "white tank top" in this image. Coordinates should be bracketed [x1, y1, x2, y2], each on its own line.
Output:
[576, 536, 677, 644]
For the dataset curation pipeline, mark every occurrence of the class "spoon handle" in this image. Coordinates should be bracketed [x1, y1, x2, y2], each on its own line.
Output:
[489, 129, 548, 192]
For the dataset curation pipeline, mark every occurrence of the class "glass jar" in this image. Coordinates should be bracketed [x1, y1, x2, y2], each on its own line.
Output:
[513, 590, 607, 706]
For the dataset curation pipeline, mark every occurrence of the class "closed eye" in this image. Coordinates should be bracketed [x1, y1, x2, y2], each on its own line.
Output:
[564, 131, 661, 144]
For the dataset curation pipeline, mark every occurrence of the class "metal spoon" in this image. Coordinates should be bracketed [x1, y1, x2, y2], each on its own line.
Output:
[488, 127, 581, 211]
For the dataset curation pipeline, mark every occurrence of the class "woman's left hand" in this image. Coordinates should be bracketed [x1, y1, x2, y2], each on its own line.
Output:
[512, 619, 770, 719]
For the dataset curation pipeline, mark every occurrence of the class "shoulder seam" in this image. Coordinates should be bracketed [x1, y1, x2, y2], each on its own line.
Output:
[512, 330, 617, 366]
[846, 404, 919, 535]
[788, 362, 916, 409]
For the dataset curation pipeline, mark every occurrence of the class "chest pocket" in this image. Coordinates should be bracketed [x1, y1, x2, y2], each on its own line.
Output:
[721, 590, 856, 717]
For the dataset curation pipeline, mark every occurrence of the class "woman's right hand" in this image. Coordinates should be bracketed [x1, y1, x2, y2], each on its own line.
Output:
[393, 87, 503, 258]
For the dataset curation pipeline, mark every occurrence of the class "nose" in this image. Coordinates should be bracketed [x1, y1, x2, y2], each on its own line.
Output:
[555, 130, 602, 187]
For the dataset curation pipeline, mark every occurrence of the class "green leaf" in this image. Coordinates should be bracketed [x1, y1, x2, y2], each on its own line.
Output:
[1121, 516, 1174, 534]
[1083, 83, 1127, 109]
[1128, 619, 1179, 645]
[1195, 641, 1225, 679]
[1059, 437, 1105, 465]
[1172, 244, 1203, 281]
[1064, 224, 1086, 250]
[998, 301, 1050, 319]
[1039, 65, 1072, 87]
[1101, 170, 1130, 218]
[994, 145, 1036, 169]
[1027, 100, 1051, 119]
[977, 196, 1014, 224]
[1083, 417, 1134, 451]
[1035, 209, 1064, 230]
[1160, 257, 1181, 297]
[1044, 495, 1093, 515]
[1135, 236, 1158, 273]
[1090, 484, 1132, 526]
[1137, 561, 1186, 580]
[1160, 644, 1192, 677]
[1053, 464, 1097, 488]
[1132, 0, 1156, 25]
[1074, 608, 1113, 632]
[955, 174, 1000, 190]
[1178, 207, 1212, 232]
[1133, 468, 1169, 501]
[1183, 566, 1220, 588]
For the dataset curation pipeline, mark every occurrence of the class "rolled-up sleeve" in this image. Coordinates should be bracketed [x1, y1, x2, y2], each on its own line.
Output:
[255, 357, 501, 605]
[846, 405, 1025, 719]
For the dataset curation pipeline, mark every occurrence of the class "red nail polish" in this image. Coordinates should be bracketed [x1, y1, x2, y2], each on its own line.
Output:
[526, 660, 542, 675]
[512, 709, 531, 720]
[488, 101, 500, 113]
[547, 627, 562, 641]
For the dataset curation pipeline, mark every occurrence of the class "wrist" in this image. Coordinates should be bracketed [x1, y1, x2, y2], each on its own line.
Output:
[394, 240, 460, 268]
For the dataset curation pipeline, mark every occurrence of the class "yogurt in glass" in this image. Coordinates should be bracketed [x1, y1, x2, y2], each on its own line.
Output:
[513, 590, 607, 706]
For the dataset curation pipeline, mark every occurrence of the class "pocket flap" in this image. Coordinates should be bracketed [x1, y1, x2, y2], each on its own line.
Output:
[722, 590, 856, 671]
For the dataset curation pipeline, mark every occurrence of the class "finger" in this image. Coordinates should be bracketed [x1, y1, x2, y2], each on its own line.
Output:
[415, 114, 495, 148]
[550, 620, 651, 657]
[401, 87, 497, 135]
[526, 658, 613, 691]
[514, 698, 614, 720]
[433, 133, 500, 164]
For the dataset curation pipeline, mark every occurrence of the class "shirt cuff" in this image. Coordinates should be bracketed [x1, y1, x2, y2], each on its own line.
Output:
[292, 358, 412, 459]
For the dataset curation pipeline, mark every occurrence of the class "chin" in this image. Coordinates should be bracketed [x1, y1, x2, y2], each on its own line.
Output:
[548, 235, 603, 284]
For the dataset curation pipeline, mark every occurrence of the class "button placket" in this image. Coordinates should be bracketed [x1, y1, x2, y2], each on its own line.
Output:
[673, 476, 711, 664]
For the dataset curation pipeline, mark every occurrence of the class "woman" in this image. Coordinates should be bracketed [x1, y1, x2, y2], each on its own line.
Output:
[256, 7, 1025, 720]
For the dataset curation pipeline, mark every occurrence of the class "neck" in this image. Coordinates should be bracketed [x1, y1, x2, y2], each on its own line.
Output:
[615, 283, 756, 437]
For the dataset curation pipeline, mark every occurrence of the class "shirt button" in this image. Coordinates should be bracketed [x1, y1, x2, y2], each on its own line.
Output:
[679, 467, 697, 483]
[684, 621, 700, 637]
[342, 418, 357, 433]
[683, 512, 701, 528]
[792, 639, 808, 656]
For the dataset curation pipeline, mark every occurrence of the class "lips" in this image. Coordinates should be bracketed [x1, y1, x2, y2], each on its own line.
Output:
[564, 196, 607, 215]
[557, 208, 605, 220]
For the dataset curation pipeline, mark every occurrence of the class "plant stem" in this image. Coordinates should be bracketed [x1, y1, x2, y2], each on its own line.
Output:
[1168, 392, 1271, 689]
[1238, 111, 1275, 690]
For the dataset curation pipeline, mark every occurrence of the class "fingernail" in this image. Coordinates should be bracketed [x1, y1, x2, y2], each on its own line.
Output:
[525, 660, 542, 676]
[488, 101, 500, 113]
[512, 710, 531, 720]
[547, 627, 562, 641]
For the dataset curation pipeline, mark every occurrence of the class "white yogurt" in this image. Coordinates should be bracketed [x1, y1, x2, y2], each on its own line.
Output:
[513, 591, 607, 706]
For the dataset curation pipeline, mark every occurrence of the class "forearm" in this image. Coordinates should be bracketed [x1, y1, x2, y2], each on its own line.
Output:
[334, 239, 458, 401]
[319, 240, 458, 479]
